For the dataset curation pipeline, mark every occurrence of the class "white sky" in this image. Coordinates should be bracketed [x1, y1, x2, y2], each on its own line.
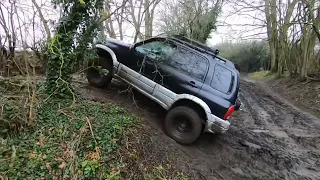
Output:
[207, 1, 267, 46]
[0, 0, 265, 48]
[0, 0, 58, 48]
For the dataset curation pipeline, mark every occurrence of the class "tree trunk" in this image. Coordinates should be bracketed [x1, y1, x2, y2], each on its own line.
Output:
[265, 0, 278, 73]
[31, 0, 51, 41]
[104, 0, 116, 38]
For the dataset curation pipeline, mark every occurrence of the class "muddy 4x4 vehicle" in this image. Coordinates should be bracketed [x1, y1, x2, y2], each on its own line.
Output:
[87, 35, 240, 144]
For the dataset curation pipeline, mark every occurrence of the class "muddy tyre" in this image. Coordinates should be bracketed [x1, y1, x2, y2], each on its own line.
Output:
[164, 106, 203, 145]
[87, 56, 113, 88]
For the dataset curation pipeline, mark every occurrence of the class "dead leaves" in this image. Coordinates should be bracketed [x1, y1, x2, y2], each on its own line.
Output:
[112, 138, 119, 144]
[36, 134, 45, 146]
[28, 151, 37, 158]
[58, 161, 67, 170]
[85, 147, 101, 161]
[64, 148, 76, 160]
[61, 142, 76, 160]
[46, 162, 52, 172]
[54, 157, 67, 170]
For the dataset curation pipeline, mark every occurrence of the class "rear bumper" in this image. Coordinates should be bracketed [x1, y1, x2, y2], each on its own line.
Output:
[205, 113, 230, 134]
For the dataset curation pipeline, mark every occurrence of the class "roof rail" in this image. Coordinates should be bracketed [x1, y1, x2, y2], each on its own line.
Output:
[170, 35, 220, 56]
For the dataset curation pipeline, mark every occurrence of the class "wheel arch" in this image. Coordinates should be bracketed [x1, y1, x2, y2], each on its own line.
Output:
[95, 44, 119, 70]
[171, 94, 211, 123]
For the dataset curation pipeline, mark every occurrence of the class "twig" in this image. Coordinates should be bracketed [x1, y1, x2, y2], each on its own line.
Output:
[9, 145, 16, 169]
[58, 109, 74, 121]
[28, 67, 36, 126]
[86, 117, 97, 145]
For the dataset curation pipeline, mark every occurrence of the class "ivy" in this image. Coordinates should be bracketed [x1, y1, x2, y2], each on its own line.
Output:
[45, 0, 104, 98]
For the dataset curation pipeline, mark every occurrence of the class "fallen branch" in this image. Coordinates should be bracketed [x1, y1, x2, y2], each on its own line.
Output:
[305, 75, 320, 82]
[86, 117, 97, 145]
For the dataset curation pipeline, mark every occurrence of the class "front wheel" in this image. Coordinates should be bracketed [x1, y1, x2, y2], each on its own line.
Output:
[164, 106, 203, 145]
[87, 56, 113, 88]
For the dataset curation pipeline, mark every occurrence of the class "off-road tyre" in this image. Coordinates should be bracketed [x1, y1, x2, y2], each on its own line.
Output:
[164, 106, 203, 145]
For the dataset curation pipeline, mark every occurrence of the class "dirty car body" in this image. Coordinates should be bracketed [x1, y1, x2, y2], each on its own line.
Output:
[88, 35, 240, 144]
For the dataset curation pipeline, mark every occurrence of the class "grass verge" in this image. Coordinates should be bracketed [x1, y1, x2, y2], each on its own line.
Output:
[0, 77, 188, 179]
[248, 71, 276, 81]
[1, 98, 135, 179]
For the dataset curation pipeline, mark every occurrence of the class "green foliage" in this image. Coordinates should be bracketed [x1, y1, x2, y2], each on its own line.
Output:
[96, 66, 109, 76]
[0, 77, 32, 134]
[0, 78, 188, 179]
[216, 41, 270, 72]
[0, 98, 136, 179]
[187, 8, 220, 43]
[81, 159, 99, 176]
[249, 71, 275, 81]
[161, 0, 223, 43]
[45, 0, 104, 97]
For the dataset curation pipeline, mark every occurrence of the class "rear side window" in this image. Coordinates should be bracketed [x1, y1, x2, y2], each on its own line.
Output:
[168, 48, 209, 81]
[211, 64, 234, 94]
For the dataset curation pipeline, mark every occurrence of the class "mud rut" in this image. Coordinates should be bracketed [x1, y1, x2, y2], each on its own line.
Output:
[77, 78, 320, 180]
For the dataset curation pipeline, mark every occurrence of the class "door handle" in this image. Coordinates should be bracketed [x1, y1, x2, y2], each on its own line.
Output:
[188, 81, 197, 88]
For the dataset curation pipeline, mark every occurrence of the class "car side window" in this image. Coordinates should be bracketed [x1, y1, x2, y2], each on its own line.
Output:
[168, 48, 208, 81]
[211, 64, 234, 94]
[135, 41, 176, 62]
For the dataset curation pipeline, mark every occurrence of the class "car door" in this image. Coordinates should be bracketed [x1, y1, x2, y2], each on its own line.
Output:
[159, 46, 209, 96]
[116, 40, 161, 95]
[117, 38, 176, 95]
[133, 39, 177, 84]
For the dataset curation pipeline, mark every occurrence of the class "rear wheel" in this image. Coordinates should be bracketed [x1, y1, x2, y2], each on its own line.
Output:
[164, 106, 203, 145]
[87, 56, 113, 88]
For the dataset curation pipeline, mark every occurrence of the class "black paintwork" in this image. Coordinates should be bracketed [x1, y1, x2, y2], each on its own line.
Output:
[99, 36, 240, 119]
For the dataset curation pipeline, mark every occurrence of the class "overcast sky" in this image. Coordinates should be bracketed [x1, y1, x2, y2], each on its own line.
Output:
[207, 0, 266, 46]
[0, 0, 265, 48]
[0, 0, 57, 48]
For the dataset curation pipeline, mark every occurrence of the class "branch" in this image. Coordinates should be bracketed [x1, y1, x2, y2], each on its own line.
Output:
[100, 0, 129, 22]
[31, 0, 51, 41]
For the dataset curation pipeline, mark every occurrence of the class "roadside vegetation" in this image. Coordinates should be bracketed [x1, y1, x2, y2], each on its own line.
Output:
[216, 0, 320, 80]
[248, 71, 275, 81]
[216, 41, 270, 73]
[0, 77, 188, 179]
[1, 0, 218, 178]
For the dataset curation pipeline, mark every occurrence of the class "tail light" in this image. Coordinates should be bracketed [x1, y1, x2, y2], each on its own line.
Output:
[224, 105, 235, 120]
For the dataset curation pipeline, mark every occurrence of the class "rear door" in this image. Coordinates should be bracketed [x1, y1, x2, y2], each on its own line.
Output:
[159, 46, 209, 96]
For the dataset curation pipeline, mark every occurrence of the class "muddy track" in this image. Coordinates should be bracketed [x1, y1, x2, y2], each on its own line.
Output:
[77, 78, 320, 180]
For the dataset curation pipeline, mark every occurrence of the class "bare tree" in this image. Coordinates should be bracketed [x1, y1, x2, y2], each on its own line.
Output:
[144, 0, 161, 38]
[159, 0, 224, 43]
[0, 0, 57, 76]
[100, 0, 162, 42]
[225, 0, 320, 78]
[31, 0, 51, 41]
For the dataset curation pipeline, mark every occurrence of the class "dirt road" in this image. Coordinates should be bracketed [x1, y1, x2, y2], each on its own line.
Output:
[77, 78, 320, 180]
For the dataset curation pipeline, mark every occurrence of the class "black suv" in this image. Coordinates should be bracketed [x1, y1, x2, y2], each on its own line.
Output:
[87, 35, 240, 144]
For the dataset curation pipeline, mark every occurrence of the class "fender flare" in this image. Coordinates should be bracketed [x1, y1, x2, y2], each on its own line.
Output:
[95, 44, 120, 69]
[172, 94, 212, 119]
